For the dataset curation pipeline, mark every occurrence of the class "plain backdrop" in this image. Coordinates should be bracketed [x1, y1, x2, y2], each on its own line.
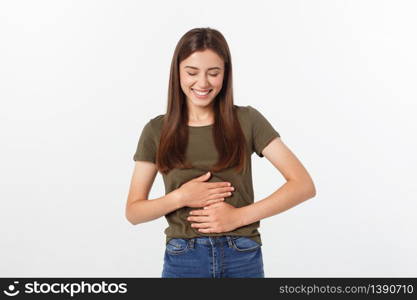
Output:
[0, 0, 416, 277]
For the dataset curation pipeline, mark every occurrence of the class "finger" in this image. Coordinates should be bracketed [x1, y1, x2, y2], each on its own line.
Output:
[207, 192, 230, 200]
[205, 198, 225, 205]
[197, 228, 213, 233]
[206, 182, 231, 189]
[190, 222, 210, 229]
[211, 187, 235, 194]
[217, 192, 232, 198]
[189, 209, 209, 216]
[187, 216, 209, 222]
[204, 202, 223, 209]
[202, 202, 221, 209]
[192, 172, 211, 182]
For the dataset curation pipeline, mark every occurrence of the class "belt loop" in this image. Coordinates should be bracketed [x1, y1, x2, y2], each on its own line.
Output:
[226, 236, 233, 248]
[188, 238, 195, 249]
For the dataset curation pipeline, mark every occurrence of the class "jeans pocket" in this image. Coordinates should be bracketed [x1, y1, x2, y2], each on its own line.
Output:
[165, 238, 190, 255]
[231, 236, 261, 252]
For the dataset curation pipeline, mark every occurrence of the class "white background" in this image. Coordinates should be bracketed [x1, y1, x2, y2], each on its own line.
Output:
[0, 0, 416, 277]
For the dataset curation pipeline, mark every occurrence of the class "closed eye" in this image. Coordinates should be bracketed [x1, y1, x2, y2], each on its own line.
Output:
[187, 72, 219, 77]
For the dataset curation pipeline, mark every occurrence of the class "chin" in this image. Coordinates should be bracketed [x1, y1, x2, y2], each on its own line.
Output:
[194, 100, 214, 107]
[188, 95, 216, 107]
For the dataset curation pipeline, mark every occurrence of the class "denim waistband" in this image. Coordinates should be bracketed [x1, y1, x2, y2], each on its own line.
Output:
[187, 235, 235, 248]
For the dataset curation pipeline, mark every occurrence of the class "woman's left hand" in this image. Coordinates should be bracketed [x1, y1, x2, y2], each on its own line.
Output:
[187, 202, 243, 233]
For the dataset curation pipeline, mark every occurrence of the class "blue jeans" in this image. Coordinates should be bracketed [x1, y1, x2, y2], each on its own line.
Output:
[161, 235, 265, 278]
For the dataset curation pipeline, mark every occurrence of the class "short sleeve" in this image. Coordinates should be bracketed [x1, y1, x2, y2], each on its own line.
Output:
[248, 105, 280, 157]
[133, 120, 157, 163]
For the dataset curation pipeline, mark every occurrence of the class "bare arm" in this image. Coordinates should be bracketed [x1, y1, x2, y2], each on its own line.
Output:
[125, 161, 182, 225]
[237, 137, 316, 226]
[126, 161, 234, 225]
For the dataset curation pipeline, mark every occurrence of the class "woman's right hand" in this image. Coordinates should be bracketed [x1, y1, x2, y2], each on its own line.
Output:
[176, 172, 235, 208]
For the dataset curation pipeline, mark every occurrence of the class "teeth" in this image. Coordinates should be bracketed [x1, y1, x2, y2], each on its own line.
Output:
[192, 89, 211, 95]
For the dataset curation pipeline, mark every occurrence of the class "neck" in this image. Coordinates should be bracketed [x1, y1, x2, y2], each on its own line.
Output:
[187, 102, 215, 123]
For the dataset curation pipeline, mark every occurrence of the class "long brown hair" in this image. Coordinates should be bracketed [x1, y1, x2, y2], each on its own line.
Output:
[156, 27, 248, 175]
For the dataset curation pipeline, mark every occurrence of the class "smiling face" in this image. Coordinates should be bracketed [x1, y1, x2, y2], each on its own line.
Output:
[179, 49, 225, 109]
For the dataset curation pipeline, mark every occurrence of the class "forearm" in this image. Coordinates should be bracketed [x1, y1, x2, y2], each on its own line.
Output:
[126, 190, 183, 225]
[237, 179, 316, 226]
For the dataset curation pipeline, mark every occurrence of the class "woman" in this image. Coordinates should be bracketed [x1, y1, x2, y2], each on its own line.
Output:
[126, 27, 316, 278]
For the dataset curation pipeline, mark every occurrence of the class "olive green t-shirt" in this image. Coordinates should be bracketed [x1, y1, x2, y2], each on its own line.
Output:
[133, 105, 280, 246]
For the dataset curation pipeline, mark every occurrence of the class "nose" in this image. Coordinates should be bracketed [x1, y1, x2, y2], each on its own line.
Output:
[197, 74, 210, 88]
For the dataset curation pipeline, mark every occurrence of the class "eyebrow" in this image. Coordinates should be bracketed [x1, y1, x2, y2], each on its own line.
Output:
[184, 66, 222, 71]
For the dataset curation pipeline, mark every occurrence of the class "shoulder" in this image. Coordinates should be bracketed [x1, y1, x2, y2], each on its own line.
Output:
[234, 104, 250, 118]
[234, 104, 264, 123]
[146, 113, 165, 132]
[138, 113, 164, 142]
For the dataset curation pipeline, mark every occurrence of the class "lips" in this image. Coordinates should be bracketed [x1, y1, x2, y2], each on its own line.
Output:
[191, 88, 212, 92]
[191, 88, 213, 96]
